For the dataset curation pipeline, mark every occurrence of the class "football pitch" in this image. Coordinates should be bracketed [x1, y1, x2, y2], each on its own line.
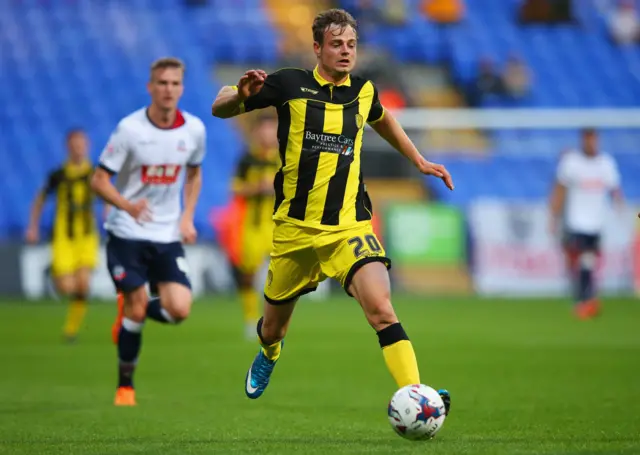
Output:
[0, 295, 638, 455]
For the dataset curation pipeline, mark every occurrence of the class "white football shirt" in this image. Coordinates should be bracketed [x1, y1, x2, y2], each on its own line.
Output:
[99, 108, 206, 243]
[556, 149, 620, 234]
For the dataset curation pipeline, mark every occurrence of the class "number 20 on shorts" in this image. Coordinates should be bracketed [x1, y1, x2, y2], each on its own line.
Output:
[348, 234, 381, 258]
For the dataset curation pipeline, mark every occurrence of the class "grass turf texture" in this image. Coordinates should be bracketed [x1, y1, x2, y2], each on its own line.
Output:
[0, 296, 638, 455]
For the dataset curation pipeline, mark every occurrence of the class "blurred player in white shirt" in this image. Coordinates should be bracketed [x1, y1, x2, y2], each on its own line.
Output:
[91, 57, 206, 406]
[549, 128, 623, 319]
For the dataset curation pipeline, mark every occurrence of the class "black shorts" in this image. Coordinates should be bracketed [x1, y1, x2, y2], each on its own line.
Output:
[106, 233, 191, 293]
[563, 232, 601, 253]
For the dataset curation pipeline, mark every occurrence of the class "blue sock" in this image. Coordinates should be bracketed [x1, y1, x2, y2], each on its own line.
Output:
[118, 318, 143, 388]
[146, 297, 175, 324]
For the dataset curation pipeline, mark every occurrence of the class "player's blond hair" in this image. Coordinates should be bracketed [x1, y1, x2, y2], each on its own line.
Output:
[149, 57, 185, 80]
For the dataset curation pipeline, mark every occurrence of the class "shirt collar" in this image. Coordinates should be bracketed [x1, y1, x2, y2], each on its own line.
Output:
[313, 65, 351, 87]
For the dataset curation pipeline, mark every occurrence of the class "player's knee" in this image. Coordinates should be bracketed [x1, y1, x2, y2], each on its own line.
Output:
[162, 290, 193, 323]
[55, 278, 75, 296]
[166, 302, 191, 323]
[124, 290, 148, 322]
[128, 304, 147, 322]
[579, 251, 597, 270]
[239, 273, 254, 289]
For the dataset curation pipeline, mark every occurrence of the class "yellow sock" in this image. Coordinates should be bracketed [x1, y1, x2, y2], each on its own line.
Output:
[378, 323, 420, 387]
[240, 288, 259, 323]
[260, 341, 281, 361]
[382, 340, 421, 387]
[63, 298, 88, 337]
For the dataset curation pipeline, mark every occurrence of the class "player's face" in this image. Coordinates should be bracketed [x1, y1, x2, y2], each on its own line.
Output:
[583, 132, 598, 156]
[148, 67, 184, 111]
[255, 119, 278, 152]
[314, 24, 357, 77]
[67, 133, 88, 163]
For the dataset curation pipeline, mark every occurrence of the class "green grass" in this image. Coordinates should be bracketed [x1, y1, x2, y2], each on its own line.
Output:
[0, 295, 639, 455]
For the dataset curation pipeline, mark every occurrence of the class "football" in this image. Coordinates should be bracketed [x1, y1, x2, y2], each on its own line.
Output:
[387, 384, 446, 440]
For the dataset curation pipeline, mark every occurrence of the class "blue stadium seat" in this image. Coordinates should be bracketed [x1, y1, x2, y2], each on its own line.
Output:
[341, 0, 640, 108]
[0, 1, 282, 239]
[428, 152, 640, 207]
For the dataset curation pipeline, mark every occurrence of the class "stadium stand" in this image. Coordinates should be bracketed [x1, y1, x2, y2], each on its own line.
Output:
[0, 0, 638, 239]
[0, 0, 281, 239]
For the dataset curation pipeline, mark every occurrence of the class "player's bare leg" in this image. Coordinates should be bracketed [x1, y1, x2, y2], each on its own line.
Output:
[244, 299, 296, 399]
[115, 285, 147, 406]
[260, 299, 296, 346]
[349, 261, 451, 415]
[112, 291, 125, 344]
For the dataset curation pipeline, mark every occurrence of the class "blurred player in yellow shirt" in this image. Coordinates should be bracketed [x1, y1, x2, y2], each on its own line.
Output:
[220, 115, 280, 338]
[26, 129, 98, 342]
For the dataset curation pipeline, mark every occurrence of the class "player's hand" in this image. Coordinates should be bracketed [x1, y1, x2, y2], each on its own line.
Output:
[126, 199, 152, 223]
[25, 225, 39, 244]
[180, 216, 197, 244]
[236, 69, 267, 101]
[414, 156, 454, 190]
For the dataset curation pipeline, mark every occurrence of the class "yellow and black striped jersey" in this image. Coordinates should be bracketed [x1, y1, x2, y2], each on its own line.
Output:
[43, 160, 96, 239]
[238, 66, 385, 230]
[232, 148, 280, 227]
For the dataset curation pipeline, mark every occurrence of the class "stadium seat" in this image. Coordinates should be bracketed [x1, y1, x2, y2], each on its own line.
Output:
[2, 1, 639, 239]
[0, 0, 286, 240]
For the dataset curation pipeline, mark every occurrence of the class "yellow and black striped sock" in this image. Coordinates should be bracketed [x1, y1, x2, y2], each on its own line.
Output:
[256, 317, 281, 361]
[63, 294, 88, 338]
[377, 323, 420, 388]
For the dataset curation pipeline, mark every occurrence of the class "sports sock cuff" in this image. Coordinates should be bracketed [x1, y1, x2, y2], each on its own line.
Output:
[256, 317, 266, 345]
[377, 322, 409, 349]
[72, 293, 88, 302]
[122, 317, 144, 333]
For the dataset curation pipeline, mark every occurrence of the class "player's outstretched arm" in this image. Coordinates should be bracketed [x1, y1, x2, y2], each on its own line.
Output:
[212, 69, 267, 119]
[90, 168, 150, 222]
[370, 110, 454, 191]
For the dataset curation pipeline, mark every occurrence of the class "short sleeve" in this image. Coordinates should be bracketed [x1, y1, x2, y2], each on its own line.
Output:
[42, 169, 63, 195]
[367, 82, 385, 124]
[239, 71, 284, 113]
[99, 124, 130, 174]
[188, 124, 206, 167]
[556, 153, 572, 186]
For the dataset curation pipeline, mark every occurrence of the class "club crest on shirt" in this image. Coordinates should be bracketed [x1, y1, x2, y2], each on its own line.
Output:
[355, 113, 364, 129]
[177, 139, 187, 152]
